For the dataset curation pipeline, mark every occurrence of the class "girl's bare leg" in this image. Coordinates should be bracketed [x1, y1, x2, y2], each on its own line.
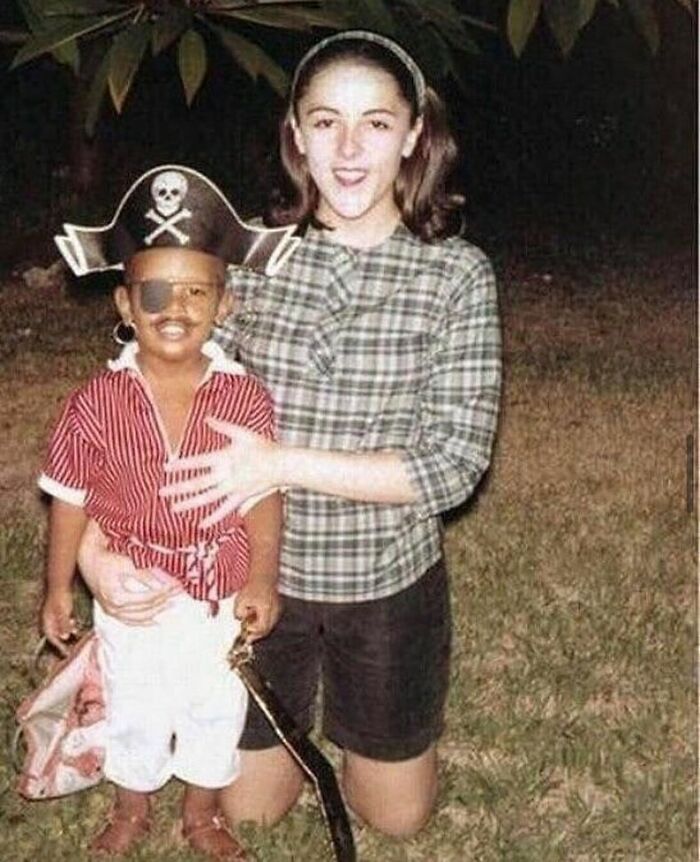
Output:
[219, 747, 304, 826]
[342, 745, 438, 838]
[221, 743, 437, 839]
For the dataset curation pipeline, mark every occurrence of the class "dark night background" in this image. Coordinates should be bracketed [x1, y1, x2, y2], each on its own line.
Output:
[0, 4, 695, 269]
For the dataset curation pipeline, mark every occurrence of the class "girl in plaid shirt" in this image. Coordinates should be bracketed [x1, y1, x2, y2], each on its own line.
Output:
[83, 32, 501, 841]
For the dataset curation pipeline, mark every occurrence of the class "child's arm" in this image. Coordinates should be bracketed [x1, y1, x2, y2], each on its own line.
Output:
[41, 499, 88, 655]
[235, 491, 283, 641]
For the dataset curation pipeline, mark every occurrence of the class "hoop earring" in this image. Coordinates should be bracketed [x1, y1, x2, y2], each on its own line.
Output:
[112, 320, 137, 345]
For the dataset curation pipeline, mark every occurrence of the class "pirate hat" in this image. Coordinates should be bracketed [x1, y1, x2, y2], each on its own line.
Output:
[55, 165, 300, 277]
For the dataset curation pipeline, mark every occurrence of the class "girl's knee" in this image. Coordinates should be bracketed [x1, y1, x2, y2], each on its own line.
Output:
[219, 747, 304, 827]
[352, 794, 435, 838]
[342, 747, 438, 837]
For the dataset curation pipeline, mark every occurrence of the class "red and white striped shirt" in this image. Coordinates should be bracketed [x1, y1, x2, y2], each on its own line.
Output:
[39, 341, 276, 604]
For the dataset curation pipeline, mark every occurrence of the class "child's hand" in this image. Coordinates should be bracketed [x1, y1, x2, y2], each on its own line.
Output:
[41, 588, 77, 656]
[234, 583, 281, 641]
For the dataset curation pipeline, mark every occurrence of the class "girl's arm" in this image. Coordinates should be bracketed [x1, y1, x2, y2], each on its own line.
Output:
[235, 491, 283, 640]
[219, 431, 417, 503]
[42, 499, 87, 654]
[279, 446, 416, 503]
[162, 423, 416, 527]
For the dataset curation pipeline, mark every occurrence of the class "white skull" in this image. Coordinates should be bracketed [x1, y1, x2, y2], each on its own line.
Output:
[151, 171, 188, 218]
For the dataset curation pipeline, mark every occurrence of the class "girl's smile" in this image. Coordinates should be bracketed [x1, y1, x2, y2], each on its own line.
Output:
[293, 62, 422, 247]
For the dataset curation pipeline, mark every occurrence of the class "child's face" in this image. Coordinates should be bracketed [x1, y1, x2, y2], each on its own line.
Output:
[114, 249, 231, 366]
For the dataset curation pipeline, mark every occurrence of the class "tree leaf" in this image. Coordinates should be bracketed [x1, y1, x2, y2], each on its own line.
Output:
[321, 0, 354, 26]
[402, 0, 482, 52]
[177, 28, 207, 107]
[624, 0, 660, 53]
[16, 0, 42, 31]
[214, 6, 345, 31]
[211, 0, 331, 6]
[210, 24, 288, 96]
[56, 34, 80, 71]
[152, 7, 192, 56]
[42, 1, 121, 14]
[0, 30, 29, 45]
[408, 0, 473, 32]
[543, 0, 583, 55]
[11, 12, 128, 68]
[108, 21, 150, 114]
[15, 0, 81, 69]
[342, 0, 397, 34]
[579, 0, 600, 28]
[460, 14, 499, 33]
[84, 47, 110, 136]
[507, 0, 542, 57]
[415, 24, 458, 80]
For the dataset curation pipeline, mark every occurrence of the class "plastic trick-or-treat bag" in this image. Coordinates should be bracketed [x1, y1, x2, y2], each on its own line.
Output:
[15, 631, 106, 799]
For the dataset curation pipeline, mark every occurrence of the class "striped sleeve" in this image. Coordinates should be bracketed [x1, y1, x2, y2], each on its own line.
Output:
[38, 388, 104, 507]
[214, 375, 277, 442]
[242, 377, 277, 442]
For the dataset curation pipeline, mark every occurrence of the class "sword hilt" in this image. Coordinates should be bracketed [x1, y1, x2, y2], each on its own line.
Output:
[227, 617, 254, 669]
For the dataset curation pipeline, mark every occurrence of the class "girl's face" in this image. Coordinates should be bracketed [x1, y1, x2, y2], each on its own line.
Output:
[293, 60, 422, 245]
[114, 248, 231, 368]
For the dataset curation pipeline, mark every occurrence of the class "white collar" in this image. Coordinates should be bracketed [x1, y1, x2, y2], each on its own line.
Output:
[108, 339, 246, 382]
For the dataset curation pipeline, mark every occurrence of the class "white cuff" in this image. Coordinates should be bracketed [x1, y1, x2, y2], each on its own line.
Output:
[38, 474, 86, 507]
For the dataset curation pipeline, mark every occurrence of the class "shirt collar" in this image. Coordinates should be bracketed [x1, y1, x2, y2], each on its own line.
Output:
[304, 220, 411, 254]
[107, 339, 246, 381]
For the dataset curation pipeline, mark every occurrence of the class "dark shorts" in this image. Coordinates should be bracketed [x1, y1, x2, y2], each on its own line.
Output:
[239, 558, 452, 762]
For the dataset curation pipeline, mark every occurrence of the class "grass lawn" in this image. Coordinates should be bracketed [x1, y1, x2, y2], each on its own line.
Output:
[0, 242, 695, 861]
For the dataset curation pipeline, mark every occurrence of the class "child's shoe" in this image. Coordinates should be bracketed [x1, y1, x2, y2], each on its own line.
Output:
[182, 813, 249, 860]
[91, 809, 151, 855]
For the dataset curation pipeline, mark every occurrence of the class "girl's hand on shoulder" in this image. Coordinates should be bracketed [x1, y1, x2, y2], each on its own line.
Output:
[234, 582, 281, 641]
[41, 588, 77, 656]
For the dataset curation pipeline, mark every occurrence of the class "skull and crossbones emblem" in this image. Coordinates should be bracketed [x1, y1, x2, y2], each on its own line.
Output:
[144, 171, 192, 245]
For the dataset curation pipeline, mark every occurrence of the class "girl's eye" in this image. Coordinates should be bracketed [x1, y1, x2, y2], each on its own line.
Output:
[312, 118, 335, 129]
[370, 120, 390, 130]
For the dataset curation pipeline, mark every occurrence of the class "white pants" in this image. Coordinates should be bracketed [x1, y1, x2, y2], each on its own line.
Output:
[93, 594, 247, 792]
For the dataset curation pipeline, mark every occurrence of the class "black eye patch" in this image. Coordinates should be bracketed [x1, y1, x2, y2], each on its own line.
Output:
[137, 279, 174, 313]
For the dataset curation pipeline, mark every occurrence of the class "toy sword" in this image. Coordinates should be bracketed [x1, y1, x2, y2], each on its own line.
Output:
[228, 632, 356, 862]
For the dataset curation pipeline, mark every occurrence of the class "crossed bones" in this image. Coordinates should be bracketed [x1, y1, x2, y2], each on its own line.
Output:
[144, 208, 192, 245]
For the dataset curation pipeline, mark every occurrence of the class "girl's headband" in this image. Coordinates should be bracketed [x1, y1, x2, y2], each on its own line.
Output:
[290, 30, 427, 112]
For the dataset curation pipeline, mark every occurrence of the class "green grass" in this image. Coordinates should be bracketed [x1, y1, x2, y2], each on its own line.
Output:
[0, 246, 695, 860]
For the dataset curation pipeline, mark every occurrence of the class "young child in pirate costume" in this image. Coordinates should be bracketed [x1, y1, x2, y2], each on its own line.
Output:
[37, 165, 298, 859]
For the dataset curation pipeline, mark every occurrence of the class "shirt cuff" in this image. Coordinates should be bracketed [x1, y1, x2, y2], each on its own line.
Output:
[401, 450, 444, 520]
[401, 447, 486, 521]
[38, 474, 86, 507]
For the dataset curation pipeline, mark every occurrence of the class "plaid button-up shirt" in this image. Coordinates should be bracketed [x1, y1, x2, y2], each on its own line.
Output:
[215, 224, 501, 602]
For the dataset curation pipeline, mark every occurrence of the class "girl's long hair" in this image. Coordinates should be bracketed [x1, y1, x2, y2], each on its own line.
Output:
[266, 41, 464, 242]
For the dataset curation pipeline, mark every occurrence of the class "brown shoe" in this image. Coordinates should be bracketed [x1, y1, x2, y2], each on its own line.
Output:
[91, 810, 151, 856]
[182, 814, 249, 860]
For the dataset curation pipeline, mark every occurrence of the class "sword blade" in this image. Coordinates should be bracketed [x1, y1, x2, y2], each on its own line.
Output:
[233, 660, 356, 862]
